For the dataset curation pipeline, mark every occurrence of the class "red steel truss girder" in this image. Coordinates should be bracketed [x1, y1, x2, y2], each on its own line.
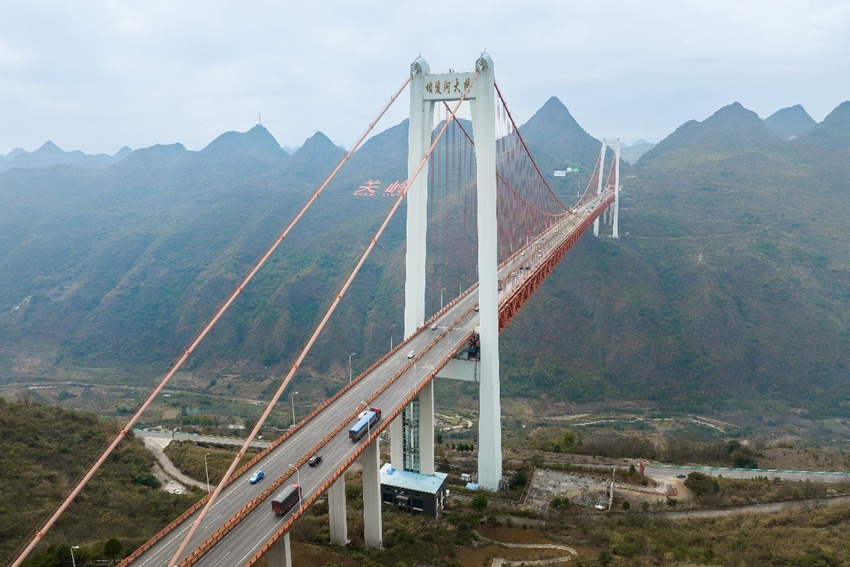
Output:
[243, 313, 475, 566]
[498, 194, 614, 333]
[173, 304, 475, 566]
[126, 192, 613, 567]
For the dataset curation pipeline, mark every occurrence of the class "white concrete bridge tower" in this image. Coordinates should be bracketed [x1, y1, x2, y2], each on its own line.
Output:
[391, 53, 502, 491]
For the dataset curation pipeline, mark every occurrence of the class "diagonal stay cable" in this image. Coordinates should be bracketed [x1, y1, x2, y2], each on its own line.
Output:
[168, 70, 481, 567]
[9, 75, 412, 567]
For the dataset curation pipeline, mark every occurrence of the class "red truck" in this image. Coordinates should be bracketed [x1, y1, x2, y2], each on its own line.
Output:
[271, 484, 301, 516]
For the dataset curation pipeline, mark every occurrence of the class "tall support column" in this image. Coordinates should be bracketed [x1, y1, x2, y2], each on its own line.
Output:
[593, 143, 607, 237]
[328, 475, 347, 546]
[402, 399, 420, 472]
[470, 53, 502, 491]
[389, 417, 403, 471]
[418, 381, 435, 475]
[397, 57, 436, 473]
[403, 59, 432, 331]
[362, 438, 382, 548]
[267, 533, 292, 567]
[612, 139, 620, 239]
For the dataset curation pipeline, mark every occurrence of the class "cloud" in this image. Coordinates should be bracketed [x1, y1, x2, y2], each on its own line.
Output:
[0, 39, 24, 67]
[2, 1, 849, 154]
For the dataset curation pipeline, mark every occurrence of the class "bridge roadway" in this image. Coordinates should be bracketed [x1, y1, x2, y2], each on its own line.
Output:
[127, 193, 613, 567]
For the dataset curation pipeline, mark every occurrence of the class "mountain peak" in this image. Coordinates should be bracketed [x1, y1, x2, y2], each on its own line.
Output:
[819, 101, 850, 131]
[789, 101, 850, 164]
[35, 140, 64, 155]
[701, 102, 776, 140]
[523, 97, 587, 136]
[764, 105, 816, 140]
[520, 97, 600, 170]
[539, 96, 569, 113]
[202, 125, 285, 158]
[291, 131, 345, 161]
[705, 102, 761, 126]
[639, 102, 779, 167]
[284, 131, 346, 181]
[114, 146, 133, 159]
[298, 131, 337, 152]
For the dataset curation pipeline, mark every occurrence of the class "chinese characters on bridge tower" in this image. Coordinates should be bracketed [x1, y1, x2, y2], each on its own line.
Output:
[353, 180, 407, 197]
[424, 77, 471, 95]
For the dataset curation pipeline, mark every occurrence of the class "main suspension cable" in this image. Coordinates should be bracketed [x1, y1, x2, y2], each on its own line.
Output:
[167, 71, 480, 567]
[10, 75, 412, 567]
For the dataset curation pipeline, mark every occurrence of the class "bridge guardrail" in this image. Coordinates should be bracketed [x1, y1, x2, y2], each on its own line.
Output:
[122, 310, 453, 565]
[499, 194, 612, 332]
[244, 334, 469, 566]
[130, 244, 579, 565]
[186, 280, 573, 564]
[177, 313, 474, 565]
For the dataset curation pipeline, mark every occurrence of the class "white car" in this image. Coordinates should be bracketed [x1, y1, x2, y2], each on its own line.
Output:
[407, 350, 415, 359]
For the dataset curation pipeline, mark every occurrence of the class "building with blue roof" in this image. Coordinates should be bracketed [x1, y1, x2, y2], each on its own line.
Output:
[380, 463, 448, 517]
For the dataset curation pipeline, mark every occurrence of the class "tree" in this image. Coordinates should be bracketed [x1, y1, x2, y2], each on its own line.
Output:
[684, 472, 720, 496]
[509, 469, 528, 490]
[471, 493, 488, 511]
[551, 496, 569, 509]
[103, 538, 122, 560]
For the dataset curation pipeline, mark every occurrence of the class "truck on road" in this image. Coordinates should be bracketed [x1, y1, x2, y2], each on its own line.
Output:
[349, 407, 382, 441]
[271, 484, 301, 516]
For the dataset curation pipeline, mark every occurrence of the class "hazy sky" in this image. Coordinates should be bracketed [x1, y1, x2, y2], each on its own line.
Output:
[3, 1, 849, 155]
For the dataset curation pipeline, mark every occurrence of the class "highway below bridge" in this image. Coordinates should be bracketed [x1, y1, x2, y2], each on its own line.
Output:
[121, 194, 614, 567]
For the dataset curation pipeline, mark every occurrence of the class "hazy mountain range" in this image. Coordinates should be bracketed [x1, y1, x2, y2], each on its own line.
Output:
[2, 96, 849, 441]
[2, 103, 818, 171]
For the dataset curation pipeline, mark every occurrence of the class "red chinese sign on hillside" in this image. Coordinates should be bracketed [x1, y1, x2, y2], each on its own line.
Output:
[383, 180, 406, 196]
[354, 179, 381, 196]
[353, 180, 408, 197]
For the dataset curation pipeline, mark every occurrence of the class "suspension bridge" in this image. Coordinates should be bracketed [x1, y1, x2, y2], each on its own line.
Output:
[11, 53, 621, 567]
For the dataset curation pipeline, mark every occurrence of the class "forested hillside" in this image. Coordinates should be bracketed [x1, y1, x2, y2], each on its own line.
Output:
[2, 97, 850, 438]
[0, 397, 198, 563]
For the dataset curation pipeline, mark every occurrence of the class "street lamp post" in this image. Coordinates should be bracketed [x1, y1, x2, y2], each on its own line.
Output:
[348, 352, 356, 384]
[70, 546, 79, 567]
[204, 453, 210, 493]
[459, 274, 466, 295]
[289, 464, 303, 511]
[291, 391, 299, 427]
[440, 287, 446, 310]
[390, 323, 397, 351]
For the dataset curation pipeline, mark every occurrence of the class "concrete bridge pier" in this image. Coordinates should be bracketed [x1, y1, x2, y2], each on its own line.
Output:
[267, 533, 292, 567]
[328, 475, 348, 546]
[362, 438, 383, 548]
[418, 381, 435, 475]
